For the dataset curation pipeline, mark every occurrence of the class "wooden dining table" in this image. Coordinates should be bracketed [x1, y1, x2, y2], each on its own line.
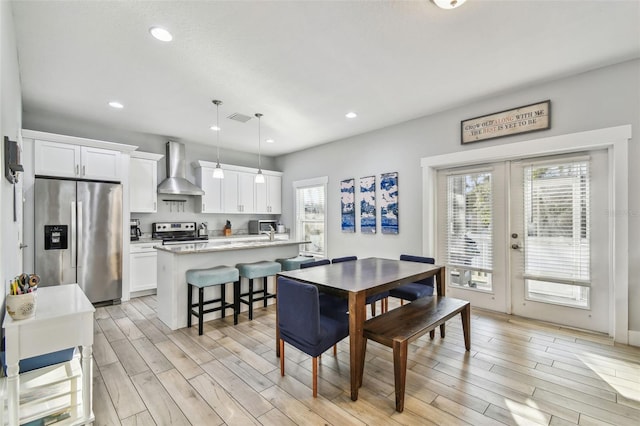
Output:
[276, 257, 445, 401]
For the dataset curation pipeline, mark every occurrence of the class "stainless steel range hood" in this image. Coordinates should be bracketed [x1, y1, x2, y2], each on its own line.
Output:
[157, 141, 204, 195]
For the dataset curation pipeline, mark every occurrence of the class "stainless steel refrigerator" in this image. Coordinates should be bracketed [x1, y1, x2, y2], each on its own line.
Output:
[34, 178, 123, 304]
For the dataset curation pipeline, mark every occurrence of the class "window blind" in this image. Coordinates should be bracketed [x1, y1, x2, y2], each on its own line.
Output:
[445, 172, 493, 271]
[523, 160, 590, 286]
[296, 184, 326, 256]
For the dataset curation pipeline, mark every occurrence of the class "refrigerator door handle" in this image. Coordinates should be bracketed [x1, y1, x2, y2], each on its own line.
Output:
[77, 201, 83, 268]
[71, 201, 77, 268]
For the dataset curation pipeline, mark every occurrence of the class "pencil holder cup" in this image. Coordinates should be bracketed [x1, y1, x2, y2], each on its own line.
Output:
[6, 292, 37, 320]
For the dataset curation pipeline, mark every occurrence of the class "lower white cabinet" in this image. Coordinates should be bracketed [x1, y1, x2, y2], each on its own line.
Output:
[130, 243, 158, 294]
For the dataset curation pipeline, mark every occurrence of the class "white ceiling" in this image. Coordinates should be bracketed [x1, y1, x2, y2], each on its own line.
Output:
[10, 0, 640, 156]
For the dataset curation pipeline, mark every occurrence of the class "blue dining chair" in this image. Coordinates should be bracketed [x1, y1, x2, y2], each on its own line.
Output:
[301, 259, 348, 315]
[389, 254, 435, 304]
[277, 277, 350, 397]
[331, 256, 389, 316]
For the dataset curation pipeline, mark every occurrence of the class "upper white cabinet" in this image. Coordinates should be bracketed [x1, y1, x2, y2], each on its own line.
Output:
[255, 173, 282, 214]
[223, 170, 255, 213]
[194, 161, 282, 214]
[194, 166, 223, 213]
[130, 152, 163, 213]
[35, 140, 121, 181]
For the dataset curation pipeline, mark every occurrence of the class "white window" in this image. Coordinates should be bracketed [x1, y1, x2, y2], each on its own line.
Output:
[444, 170, 494, 291]
[523, 159, 590, 308]
[293, 177, 328, 257]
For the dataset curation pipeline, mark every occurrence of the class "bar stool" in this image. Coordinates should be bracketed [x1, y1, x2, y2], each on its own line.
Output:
[276, 255, 314, 271]
[235, 261, 282, 321]
[187, 265, 239, 335]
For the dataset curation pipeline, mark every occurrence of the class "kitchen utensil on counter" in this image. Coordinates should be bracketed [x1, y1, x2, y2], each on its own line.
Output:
[198, 222, 208, 237]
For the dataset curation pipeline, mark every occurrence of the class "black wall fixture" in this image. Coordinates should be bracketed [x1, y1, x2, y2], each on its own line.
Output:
[4, 136, 24, 183]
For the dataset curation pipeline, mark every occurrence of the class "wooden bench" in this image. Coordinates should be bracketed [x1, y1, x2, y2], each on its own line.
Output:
[363, 296, 470, 412]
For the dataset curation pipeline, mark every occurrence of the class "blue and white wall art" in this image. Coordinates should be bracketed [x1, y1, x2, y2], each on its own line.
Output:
[380, 172, 399, 234]
[359, 176, 376, 234]
[340, 178, 355, 233]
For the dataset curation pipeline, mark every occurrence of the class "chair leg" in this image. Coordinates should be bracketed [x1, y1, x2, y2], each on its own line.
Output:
[312, 356, 318, 398]
[248, 278, 254, 320]
[187, 284, 193, 328]
[220, 283, 226, 319]
[279, 339, 285, 376]
[461, 304, 471, 351]
[333, 344, 337, 356]
[198, 287, 204, 336]
[370, 301, 376, 317]
[263, 276, 268, 308]
[393, 339, 408, 412]
[233, 280, 240, 325]
[382, 297, 388, 313]
[430, 329, 435, 339]
[400, 299, 404, 306]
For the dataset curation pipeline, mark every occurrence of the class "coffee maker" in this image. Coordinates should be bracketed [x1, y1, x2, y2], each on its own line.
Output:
[130, 219, 142, 241]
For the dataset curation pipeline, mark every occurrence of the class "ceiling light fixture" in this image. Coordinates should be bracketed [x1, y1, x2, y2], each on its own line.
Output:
[211, 100, 224, 179]
[345, 112, 357, 119]
[254, 113, 265, 184]
[266, 138, 275, 143]
[149, 26, 173, 42]
[432, 0, 467, 10]
[108, 101, 124, 109]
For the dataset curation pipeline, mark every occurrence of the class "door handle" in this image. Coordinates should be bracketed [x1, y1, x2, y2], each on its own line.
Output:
[511, 243, 520, 250]
[71, 201, 77, 267]
[19, 243, 28, 249]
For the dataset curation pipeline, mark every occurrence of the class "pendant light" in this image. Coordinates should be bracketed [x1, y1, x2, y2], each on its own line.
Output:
[255, 113, 265, 184]
[211, 100, 224, 179]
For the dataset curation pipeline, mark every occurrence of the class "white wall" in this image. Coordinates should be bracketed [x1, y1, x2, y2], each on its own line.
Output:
[276, 59, 640, 333]
[1, 1, 23, 326]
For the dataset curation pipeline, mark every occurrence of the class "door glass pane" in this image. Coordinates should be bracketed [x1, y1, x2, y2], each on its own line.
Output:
[446, 171, 493, 290]
[523, 160, 590, 306]
[296, 185, 325, 256]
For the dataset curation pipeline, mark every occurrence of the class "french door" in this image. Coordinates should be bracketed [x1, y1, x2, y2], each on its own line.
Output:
[437, 150, 610, 333]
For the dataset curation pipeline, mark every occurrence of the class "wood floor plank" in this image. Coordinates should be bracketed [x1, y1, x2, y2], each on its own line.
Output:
[189, 373, 261, 426]
[110, 338, 150, 376]
[130, 336, 173, 375]
[217, 334, 277, 375]
[200, 358, 274, 418]
[209, 345, 275, 392]
[155, 339, 204, 380]
[114, 317, 146, 341]
[120, 410, 156, 426]
[166, 329, 215, 364]
[156, 368, 224, 425]
[430, 394, 504, 426]
[484, 403, 548, 426]
[132, 317, 168, 344]
[256, 408, 298, 426]
[130, 369, 190, 426]
[93, 329, 119, 367]
[260, 384, 340, 425]
[99, 361, 147, 420]
[105, 304, 127, 319]
[97, 317, 127, 342]
[92, 367, 121, 426]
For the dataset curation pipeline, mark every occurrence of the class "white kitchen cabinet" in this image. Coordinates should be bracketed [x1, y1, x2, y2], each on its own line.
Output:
[130, 152, 163, 213]
[255, 173, 282, 214]
[194, 166, 223, 213]
[34, 140, 121, 180]
[130, 243, 158, 294]
[223, 170, 255, 213]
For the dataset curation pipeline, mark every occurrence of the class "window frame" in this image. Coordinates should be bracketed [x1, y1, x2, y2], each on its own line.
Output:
[293, 176, 328, 258]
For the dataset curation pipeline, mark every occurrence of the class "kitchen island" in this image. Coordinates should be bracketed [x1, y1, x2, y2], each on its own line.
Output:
[155, 236, 306, 330]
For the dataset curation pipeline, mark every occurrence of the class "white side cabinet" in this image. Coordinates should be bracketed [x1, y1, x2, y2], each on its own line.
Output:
[130, 152, 163, 213]
[255, 173, 282, 214]
[130, 243, 158, 294]
[35, 140, 121, 180]
[194, 165, 223, 213]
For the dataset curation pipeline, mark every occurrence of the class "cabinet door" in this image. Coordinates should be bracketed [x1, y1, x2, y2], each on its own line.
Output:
[223, 170, 241, 213]
[130, 251, 158, 293]
[130, 158, 158, 213]
[196, 167, 223, 213]
[34, 140, 80, 178]
[268, 175, 282, 214]
[238, 171, 255, 213]
[81, 146, 121, 180]
[255, 177, 268, 214]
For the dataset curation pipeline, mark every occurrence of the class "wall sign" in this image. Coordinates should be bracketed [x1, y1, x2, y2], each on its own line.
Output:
[461, 100, 551, 144]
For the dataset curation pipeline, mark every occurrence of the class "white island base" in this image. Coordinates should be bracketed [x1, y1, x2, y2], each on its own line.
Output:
[156, 239, 303, 330]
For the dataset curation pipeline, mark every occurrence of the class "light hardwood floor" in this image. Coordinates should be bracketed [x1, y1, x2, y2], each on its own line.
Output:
[92, 296, 640, 425]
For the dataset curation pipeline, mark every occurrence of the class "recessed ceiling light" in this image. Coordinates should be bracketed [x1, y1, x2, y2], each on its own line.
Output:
[432, 0, 467, 10]
[345, 112, 357, 119]
[266, 139, 275, 143]
[149, 26, 173, 42]
[210, 125, 220, 131]
[108, 101, 124, 109]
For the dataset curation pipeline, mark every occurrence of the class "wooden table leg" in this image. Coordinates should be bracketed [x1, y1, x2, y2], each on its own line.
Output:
[461, 303, 471, 351]
[349, 292, 366, 401]
[436, 266, 447, 337]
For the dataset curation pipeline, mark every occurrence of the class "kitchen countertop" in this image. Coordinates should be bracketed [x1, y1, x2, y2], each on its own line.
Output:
[154, 236, 305, 255]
